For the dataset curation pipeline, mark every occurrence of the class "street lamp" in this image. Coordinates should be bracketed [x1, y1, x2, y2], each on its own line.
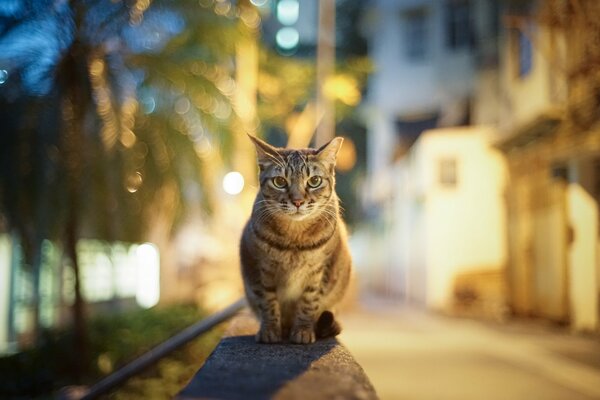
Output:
[275, 0, 299, 54]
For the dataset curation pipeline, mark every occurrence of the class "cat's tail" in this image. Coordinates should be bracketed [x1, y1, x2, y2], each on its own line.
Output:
[315, 310, 342, 339]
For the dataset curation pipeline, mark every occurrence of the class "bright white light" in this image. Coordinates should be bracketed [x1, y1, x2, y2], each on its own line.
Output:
[277, 0, 299, 25]
[0, 70, 7, 85]
[276, 27, 299, 50]
[222, 171, 245, 195]
[135, 243, 160, 309]
[250, 0, 269, 6]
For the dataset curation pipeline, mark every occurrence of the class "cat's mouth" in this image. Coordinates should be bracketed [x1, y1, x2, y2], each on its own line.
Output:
[283, 207, 311, 220]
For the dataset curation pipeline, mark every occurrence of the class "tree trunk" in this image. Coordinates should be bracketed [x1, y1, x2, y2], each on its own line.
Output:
[66, 212, 87, 381]
[58, 37, 90, 381]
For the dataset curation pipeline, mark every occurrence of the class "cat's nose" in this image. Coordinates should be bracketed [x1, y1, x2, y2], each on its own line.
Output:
[292, 199, 305, 208]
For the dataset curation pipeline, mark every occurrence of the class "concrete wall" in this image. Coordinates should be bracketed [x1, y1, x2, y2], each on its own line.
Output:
[418, 127, 507, 309]
[505, 156, 570, 321]
[391, 126, 507, 309]
[567, 160, 599, 331]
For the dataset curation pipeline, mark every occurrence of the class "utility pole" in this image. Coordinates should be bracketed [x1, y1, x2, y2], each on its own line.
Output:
[234, 0, 259, 191]
[315, 0, 336, 147]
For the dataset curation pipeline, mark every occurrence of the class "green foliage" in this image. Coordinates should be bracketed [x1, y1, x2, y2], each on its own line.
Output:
[0, 304, 222, 399]
[257, 48, 315, 128]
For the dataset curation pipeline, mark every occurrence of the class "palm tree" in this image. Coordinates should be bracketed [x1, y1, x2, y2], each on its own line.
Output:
[0, 0, 245, 370]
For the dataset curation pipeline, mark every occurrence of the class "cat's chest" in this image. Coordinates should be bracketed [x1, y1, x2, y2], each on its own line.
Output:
[275, 254, 319, 301]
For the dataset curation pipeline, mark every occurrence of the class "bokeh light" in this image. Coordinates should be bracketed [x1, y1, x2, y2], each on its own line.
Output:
[135, 243, 160, 309]
[174, 97, 191, 114]
[126, 172, 143, 193]
[336, 137, 357, 172]
[276, 27, 299, 50]
[0, 70, 8, 85]
[276, 0, 299, 26]
[250, 0, 269, 7]
[222, 171, 245, 195]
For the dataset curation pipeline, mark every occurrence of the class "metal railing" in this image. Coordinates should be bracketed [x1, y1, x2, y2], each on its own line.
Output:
[67, 298, 247, 400]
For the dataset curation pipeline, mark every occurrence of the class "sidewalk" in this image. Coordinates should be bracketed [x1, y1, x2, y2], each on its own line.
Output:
[339, 300, 600, 400]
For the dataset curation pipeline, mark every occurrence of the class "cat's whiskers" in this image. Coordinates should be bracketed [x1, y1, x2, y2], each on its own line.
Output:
[253, 203, 279, 226]
[318, 213, 336, 232]
[264, 152, 286, 170]
[319, 208, 339, 232]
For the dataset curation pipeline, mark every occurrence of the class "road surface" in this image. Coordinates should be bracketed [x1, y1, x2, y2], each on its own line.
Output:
[340, 300, 600, 400]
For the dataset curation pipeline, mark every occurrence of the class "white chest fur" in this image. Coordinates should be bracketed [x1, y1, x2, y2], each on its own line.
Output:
[275, 254, 318, 303]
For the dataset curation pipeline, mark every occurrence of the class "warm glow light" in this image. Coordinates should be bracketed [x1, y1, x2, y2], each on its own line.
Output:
[130, 0, 151, 25]
[223, 171, 245, 195]
[135, 243, 160, 308]
[336, 136, 357, 172]
[323, 74, 362, 106]
[126, 172, 143, 193]
[241, 8, 261, 29]
[194, 136, 213, 159]
[276, 27, 299, 50]
[120, 129, 137, 148]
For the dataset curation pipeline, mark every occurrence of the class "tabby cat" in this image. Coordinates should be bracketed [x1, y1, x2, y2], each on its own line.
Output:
[240, 135, 352, 344]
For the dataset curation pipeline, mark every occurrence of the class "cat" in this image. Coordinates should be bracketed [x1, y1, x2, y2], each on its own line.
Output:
[239, 135, 352, 344]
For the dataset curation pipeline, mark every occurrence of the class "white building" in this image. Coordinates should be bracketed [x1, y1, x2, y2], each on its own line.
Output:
[364, 0, 498, 197]
[390, 127, 507, 309]
[360, 0, 507, 312]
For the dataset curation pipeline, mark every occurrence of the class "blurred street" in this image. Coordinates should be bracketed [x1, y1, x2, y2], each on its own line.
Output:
[340, 300, 600, 400]
[2, 0, 600, 398]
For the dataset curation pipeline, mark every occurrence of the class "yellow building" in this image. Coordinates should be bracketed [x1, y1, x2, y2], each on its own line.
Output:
[389, 127, 508, 314]
[493, 0, 600, 331]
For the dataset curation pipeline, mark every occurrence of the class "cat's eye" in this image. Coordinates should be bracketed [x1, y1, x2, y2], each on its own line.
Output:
[307, 176, 322, 188]
[272, 176, 287, 188]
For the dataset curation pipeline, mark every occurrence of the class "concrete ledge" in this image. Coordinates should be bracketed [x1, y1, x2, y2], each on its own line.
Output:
[177, 312, 377, 400]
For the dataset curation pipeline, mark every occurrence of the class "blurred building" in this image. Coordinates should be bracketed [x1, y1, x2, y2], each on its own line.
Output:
[363, 0, 499, 192]
[0, 235, 160, 354]
[491, 0, 600, 331]
[361, 0, 600, 331]
[389, 127, 507, 311]
[361, 0, 506, 315]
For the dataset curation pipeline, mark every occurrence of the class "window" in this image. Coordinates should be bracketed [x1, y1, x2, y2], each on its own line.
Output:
[404, 7, 429, 61]
[445, 0, 472, 50]
[510, 27, 533, 78]
[439, 158, 458, 187]
[517, 30, 532, 77]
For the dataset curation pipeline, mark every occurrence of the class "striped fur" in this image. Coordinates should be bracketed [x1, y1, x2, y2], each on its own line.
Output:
[240, 135, 352, 344]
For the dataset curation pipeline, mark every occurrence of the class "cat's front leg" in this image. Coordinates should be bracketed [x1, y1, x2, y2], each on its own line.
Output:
[256, 291, 282, 343]
[290, 282, 322, 344]
[254, 270, 283, 343]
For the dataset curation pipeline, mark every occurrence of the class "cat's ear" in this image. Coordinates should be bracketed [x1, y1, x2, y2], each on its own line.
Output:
[248, 134, 280, 170]
[316, 137, 344, 166]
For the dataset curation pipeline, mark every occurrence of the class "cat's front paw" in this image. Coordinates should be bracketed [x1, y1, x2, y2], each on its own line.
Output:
[290, 326, 316, 344]
[256, 324, 282, 343]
